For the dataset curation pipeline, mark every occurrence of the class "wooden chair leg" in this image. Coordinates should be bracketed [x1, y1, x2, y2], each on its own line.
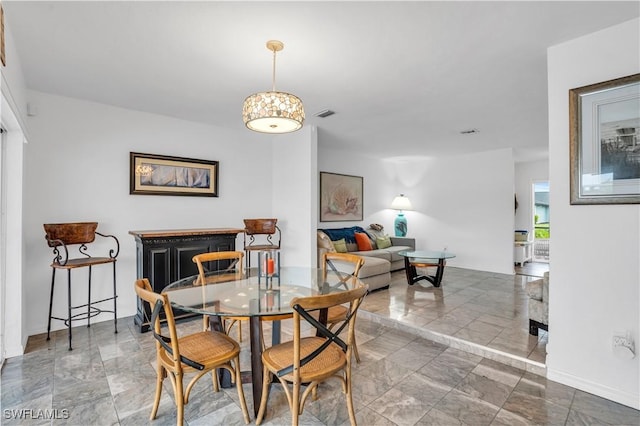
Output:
[353, 337, 361, 363]
[256, 366, 271, 425]
[345, 369, 356, 426]
[292, 379, 300, 426]
[234, 356, 251, 424]
[175, 373, 185, 426]
[212, 369, 220, 392]
[150, 366, 164, 420]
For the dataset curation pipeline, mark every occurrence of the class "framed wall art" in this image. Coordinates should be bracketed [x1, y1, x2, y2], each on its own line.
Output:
[1, 4, 6, 67]
[319, 172, 363, 222]
[569, 73, 640, 205]
[130, 152, 219, 197]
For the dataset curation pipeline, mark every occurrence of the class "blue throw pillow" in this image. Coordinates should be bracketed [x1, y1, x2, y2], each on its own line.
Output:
[321, 226, 369, 244]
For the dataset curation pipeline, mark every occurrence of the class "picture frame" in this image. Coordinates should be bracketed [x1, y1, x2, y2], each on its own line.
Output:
[569, 73, 640, 205]
[319, 172, 363, 222]
[130, 152, 219, 197]
[1, 4, 6, 67]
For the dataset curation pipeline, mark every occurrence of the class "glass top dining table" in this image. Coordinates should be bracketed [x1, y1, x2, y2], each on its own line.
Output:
[163, 266, 364, 317]
[162, 266, 366, 416]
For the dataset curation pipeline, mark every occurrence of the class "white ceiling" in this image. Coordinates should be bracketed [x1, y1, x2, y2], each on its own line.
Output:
[4, 1, 639, 162]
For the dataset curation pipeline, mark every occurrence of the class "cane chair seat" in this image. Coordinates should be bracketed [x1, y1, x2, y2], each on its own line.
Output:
[158, 331, 240, 369]
[261, 336, 346, 383]
[327, 305, 349, 324]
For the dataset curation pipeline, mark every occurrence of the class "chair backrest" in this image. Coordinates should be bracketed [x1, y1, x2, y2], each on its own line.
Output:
[243, 218, 281, 249]
[192, 251, 244, 284]
[134, 279, 204, 371]
[44, 222, 119, 265]
[322, 252, 365, 284]
[278, 284, 368, 378]
[44, 222, 98, 247]
[244, 218, 278, 235]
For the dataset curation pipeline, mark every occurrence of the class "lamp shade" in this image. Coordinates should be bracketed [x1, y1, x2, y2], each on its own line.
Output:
[390, 194, 413, 211]
[242, 40, 305, 134]
[242, 91, 305, 133]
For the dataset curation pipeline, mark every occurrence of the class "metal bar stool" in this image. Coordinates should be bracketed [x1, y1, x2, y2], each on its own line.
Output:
[243, 218, 281, 275]
[44, 222, 119, 350]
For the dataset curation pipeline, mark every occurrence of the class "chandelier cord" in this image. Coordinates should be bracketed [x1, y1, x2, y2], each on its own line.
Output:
[271, 48, 277, 92]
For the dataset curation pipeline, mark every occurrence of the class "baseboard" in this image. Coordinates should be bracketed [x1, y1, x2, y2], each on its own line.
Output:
[547, 367, 639, 410]
[3, 341, 26, 358]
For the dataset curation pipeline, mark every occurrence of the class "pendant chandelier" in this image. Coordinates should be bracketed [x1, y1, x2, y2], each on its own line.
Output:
[242, 40, 305, 133]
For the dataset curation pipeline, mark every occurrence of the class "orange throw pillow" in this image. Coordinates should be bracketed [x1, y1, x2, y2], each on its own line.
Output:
[354, 232, 373, 251]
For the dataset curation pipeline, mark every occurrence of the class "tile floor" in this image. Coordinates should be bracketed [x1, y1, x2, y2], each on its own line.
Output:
[359, 267, 548, 369]
[2, 267, 639, 425]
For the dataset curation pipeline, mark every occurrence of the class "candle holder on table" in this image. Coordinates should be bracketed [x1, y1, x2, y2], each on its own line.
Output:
[257, 249, 280, 290]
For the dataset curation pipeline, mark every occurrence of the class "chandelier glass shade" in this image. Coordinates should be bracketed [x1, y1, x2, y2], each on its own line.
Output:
[242, 40, 305, 134]
[242, 91, 305, 133]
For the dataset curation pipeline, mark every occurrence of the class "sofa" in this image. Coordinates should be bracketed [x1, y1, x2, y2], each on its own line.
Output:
[317, 226, 415, 291]
[526, 271, 549, 335]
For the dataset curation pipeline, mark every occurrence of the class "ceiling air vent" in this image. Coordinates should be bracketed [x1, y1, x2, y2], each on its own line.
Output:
[460, 129, 479, 134]
[315, 109, 335, 118]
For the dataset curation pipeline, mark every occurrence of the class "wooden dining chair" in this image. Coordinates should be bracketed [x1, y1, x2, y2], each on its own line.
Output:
[322, 252, 365, 363]
[192, 251, 246, 339]
[255, 283, 368, 426]
[134, 279, 250, 426]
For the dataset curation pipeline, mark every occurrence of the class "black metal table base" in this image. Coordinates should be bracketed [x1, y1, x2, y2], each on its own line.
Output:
[403, 257, 446, 287]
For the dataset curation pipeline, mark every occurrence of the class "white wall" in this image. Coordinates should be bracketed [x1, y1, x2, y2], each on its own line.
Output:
[515, 160, 549, 234]
[318, 145, 398, 232]
[547, 18, 639, 409]
[272, 126, 318, 268]
[319, 146, 516, 274]
[22, 91, 282, 336]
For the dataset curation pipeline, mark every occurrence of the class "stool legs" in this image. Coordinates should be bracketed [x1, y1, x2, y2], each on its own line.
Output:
[112, 262, 118, 334]
[47, 262, 118, 351]
[67, 269, 73, 350]
[47, 268, 56, 341]
[87, 265, 92, 328]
